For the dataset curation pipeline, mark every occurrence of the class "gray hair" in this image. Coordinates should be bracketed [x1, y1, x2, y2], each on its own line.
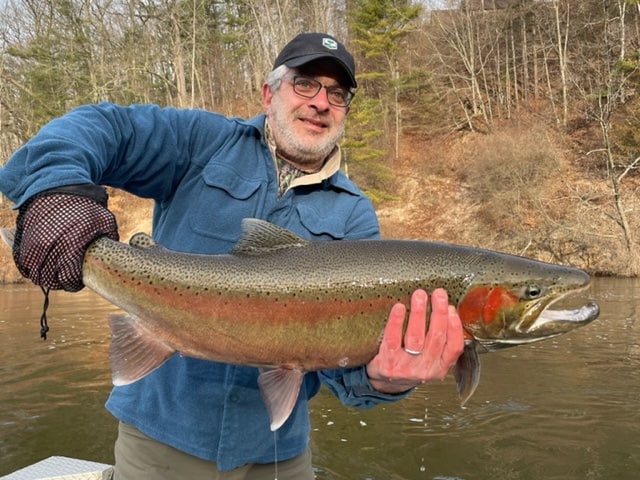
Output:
[266, 64, 291, 91]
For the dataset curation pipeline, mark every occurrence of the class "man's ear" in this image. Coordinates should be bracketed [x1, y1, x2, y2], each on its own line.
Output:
[262, 83, 273, 110]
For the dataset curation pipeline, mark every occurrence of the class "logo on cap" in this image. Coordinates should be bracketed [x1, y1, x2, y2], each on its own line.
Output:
[322, 38, 338, 50]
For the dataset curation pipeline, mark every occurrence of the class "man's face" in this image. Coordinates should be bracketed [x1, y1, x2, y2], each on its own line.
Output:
[262, 59, 351, 169]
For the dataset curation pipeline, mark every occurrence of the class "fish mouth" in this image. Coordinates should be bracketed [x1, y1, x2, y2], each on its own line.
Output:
[526, 299, 599, 335]
[477, 289, 600, 351]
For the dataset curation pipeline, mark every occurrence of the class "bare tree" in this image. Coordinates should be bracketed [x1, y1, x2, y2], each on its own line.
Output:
[572, 0, 640, 272]
[425, 2, 507, 131]
[551, 0, 569, 127]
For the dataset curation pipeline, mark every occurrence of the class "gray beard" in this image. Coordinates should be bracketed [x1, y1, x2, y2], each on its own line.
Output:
[268, 113, 344, 167]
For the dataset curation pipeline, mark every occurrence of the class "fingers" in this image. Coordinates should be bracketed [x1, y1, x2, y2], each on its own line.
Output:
[421, 288, 450, 369]
[382, 302, 407, 352]
[426, 290, 465, 377]
[367, 288, 465, 393]
[402, 289, 428, 355]
[443, 305, 465, 365]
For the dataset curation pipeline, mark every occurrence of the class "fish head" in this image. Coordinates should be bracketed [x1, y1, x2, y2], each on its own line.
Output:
[452, 256, 599, 405]
[457, 257, 599, 351]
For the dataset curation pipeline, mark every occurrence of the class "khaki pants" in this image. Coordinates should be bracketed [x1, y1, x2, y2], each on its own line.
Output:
[114, 422, 315, 480]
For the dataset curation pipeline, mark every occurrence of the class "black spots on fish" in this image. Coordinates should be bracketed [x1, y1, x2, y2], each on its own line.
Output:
[272, 297, 290, 309]
[171, 285, 206, 296]
[173, 284, 193, 297]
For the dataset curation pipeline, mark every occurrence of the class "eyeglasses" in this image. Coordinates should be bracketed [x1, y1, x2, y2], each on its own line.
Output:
[285, 75, 354, 107]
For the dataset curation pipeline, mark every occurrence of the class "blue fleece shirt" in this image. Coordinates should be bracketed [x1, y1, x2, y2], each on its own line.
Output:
[0, 102, 406, 470]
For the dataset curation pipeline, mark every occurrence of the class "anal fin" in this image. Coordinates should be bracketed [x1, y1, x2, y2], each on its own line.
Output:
[257, 367, 305, 431]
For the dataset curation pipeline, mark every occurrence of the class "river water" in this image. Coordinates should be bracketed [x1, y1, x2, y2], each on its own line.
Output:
[0, 278, 638, 479]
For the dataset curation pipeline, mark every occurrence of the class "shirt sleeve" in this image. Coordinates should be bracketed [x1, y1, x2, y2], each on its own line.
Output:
[317, 366, 412, 408]
[0, 102, 226, 207]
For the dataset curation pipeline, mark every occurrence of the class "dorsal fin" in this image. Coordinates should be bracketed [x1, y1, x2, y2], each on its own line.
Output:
[231, 218, 309, 256]
[129, 232, 165, 251]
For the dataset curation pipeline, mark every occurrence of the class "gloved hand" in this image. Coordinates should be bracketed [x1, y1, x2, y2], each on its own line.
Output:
[13, 184, 119, 292]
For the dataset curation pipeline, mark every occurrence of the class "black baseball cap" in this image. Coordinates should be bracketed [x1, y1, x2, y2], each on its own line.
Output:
[273, 33, 357, 89]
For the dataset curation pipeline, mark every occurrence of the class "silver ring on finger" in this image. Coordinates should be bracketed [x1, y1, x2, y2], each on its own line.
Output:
[404, 348, 421, 356]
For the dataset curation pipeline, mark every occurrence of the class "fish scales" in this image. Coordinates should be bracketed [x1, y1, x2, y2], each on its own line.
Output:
[84, 238, 429, 369]
[83, 225, 591, 370]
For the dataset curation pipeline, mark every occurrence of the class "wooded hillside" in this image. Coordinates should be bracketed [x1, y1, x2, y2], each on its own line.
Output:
[1, 0, 639, 276]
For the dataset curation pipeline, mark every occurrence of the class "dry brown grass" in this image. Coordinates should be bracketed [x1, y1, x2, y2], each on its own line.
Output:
[377, 118, 640, 275]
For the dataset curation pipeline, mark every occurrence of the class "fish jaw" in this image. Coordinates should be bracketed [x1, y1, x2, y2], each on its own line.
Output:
[527, 299, 600, 334]
[477, 292, 599, 352]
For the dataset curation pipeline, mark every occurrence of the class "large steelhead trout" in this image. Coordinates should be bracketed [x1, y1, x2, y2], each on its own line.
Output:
[2, 219, 600, 430]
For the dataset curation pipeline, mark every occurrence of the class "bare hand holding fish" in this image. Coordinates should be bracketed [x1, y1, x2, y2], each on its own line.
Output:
[367, 288, 464, 393]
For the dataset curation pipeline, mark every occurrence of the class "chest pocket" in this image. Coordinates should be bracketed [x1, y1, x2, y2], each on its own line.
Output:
[189, 162, 265, 246]
[296, 202, 347, 240]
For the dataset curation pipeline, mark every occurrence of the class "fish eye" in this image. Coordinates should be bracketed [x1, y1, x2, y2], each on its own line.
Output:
[524, 284, 542, 299]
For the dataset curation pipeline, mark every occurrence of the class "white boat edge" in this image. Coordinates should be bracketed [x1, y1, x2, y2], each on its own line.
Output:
[0, 456, 113, 480]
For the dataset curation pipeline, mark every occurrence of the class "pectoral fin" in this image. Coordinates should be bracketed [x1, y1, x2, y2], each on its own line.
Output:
[453, 340, 481, 406]
[258, 367, 305, 431]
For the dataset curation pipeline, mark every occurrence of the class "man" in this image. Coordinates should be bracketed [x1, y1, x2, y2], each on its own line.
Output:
[0, 33, 463, 479]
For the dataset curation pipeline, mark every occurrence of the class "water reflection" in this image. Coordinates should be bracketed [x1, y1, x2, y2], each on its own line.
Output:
[1, 279, 638, 479]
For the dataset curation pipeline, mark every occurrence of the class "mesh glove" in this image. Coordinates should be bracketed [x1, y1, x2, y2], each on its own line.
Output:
[13, 184, 119, 292]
